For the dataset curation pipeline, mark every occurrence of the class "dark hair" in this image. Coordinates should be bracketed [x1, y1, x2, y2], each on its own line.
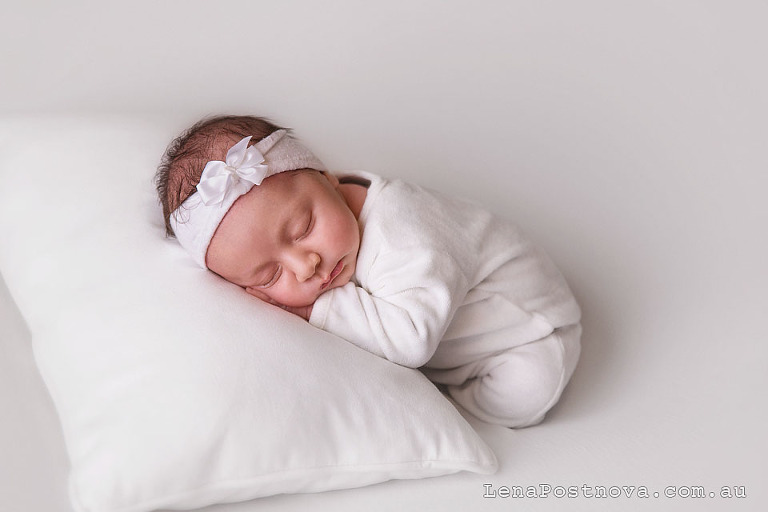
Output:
[154, 115, 284, 236]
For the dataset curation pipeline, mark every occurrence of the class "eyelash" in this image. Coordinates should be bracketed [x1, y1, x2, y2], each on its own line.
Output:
[296, 215, 313, 241]
[257, 266, 282, 289]
[256, 214, 313, 289]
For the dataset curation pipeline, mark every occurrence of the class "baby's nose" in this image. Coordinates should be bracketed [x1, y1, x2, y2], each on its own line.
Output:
[292, 252, 320, 282]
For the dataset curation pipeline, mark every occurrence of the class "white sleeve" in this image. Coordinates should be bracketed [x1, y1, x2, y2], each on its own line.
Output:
[309, 249, 469, 368]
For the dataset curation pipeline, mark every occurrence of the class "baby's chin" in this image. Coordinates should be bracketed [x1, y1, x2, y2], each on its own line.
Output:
[323, 271, 353, 295]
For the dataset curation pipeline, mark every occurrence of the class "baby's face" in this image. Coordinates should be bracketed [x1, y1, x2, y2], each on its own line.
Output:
[206, 170, 360, 308]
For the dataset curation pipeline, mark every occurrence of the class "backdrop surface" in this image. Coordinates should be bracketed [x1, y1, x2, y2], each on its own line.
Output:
[1, 1, 766, 511]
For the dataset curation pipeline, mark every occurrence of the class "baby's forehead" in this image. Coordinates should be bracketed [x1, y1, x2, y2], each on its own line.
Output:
[240, 170, 321, 210]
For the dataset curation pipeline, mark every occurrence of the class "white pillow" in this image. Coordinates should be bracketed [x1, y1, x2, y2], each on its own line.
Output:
[0, 116, 497, 512]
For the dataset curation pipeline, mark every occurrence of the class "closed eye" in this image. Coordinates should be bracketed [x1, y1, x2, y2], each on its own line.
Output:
[256, 265, 282, 289]
[295, 214, 313, 241]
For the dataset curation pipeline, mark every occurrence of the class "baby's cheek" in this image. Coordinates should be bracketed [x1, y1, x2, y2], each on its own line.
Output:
[270, 285, 317, 308]
[244, 286, 272, 303]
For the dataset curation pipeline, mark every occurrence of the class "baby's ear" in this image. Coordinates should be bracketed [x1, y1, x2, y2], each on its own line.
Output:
[320, 170, 340, 188]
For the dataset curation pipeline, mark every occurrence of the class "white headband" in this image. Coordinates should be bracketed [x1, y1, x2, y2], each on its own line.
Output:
[170, 129, 326, 268]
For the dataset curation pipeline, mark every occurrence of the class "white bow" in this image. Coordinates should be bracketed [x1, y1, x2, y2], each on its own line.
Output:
[196, 136, 269, 205]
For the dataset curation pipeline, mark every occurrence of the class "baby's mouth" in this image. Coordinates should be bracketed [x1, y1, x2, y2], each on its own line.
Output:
[321, 260, 344, 290]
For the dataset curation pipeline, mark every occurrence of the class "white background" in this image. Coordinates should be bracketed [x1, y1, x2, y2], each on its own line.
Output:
[2, 1, 766, 511]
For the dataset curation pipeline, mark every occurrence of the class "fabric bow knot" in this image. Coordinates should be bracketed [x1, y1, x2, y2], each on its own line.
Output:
[196, 136, 269, 206]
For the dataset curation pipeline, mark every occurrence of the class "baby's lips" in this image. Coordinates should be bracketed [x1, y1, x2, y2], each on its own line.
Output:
[321, 260, 344, 290]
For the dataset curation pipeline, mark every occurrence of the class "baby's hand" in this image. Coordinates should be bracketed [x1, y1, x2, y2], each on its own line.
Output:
[262, 298, 312, 321]
[277, 303, 313, 321]
[247, 287, 313, 320]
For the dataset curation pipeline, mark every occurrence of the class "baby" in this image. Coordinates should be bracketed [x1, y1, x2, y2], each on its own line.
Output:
[156, 115, 581, 428]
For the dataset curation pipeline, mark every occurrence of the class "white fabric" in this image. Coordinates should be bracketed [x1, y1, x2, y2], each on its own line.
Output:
[0, 118, 497, 512]
[195, 135, 270, 205]
[310, 171, 581, 426]
[171, 129, 327, 268]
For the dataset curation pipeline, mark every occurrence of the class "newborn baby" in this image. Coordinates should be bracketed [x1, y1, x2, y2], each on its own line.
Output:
[156, 115, 581, 428]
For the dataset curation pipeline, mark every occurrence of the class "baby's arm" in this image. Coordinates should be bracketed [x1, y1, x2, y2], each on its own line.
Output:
[310, 250, 469, 368]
